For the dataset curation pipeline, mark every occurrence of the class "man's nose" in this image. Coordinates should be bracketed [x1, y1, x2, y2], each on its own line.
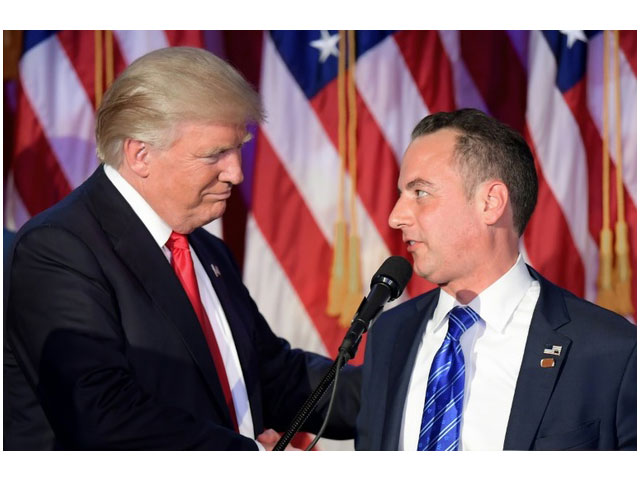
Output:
[388, 195, 410, 229]
[221, 150, 244, 185]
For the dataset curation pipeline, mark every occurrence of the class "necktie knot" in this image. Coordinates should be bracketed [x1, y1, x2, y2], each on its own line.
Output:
[166, 232, 190, 252]
[446, 306, 479, 342]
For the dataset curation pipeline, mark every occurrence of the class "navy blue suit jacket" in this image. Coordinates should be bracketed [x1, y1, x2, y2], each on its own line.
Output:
[356, 268, 636, 450]
[5, 166, 359, 450]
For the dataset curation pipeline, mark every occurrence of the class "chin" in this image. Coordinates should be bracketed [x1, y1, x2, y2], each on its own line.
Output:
[205, 203, 226, 220]
[414, 264, 438, 283]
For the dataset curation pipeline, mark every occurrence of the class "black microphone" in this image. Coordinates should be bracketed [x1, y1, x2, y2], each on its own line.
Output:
[338, 256, 412, 360]
[273, 256, 412, 451]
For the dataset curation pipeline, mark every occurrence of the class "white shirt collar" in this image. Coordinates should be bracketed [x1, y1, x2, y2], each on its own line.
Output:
[431, 254, 533, 333]
[103, 164, 173, 248]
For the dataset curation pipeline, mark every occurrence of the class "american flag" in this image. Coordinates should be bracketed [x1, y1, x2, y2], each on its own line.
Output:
[4, 29, 637, 387]
[245, 30, 637, 369]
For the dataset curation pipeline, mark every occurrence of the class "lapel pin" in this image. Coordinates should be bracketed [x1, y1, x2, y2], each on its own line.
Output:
[543, 344, 562, 356]
[540, 358, 555, 368]
[211, 264, 221, 278]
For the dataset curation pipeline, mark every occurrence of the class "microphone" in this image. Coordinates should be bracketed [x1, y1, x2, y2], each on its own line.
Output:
[273, 256, 412, 451]
[338, 256, 412, 360]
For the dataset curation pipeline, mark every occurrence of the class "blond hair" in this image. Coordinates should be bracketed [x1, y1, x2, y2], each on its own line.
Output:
[96, 47, 264, 167]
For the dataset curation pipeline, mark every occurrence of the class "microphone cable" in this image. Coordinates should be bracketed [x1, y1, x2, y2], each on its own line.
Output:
[304, 351, 347, 451]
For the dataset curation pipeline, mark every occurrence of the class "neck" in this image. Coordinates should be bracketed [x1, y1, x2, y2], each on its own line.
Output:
[441, 243, 520, 305]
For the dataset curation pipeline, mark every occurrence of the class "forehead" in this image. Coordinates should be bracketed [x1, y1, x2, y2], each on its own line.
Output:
[175, 121, 248, 146]
[399, 129, 459, 183]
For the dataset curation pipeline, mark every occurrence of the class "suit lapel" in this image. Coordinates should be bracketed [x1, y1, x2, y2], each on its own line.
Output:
[503, 267, 572, 450]
[84, 167, 234, 426]
[383, 290, 439, 449]
[189, 233, 262, 431]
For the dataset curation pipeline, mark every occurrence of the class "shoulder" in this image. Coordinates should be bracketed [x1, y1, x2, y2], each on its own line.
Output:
[561, 287, 635, 347]
[533, 268, 636, 348]
[382, 288, 439, 318]
[372, 288, 439, 336]
[14, 169, 104, 244]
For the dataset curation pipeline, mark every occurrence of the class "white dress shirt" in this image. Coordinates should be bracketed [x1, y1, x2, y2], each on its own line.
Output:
[399, 254, 540, 450]
[104, 164, 255, 440]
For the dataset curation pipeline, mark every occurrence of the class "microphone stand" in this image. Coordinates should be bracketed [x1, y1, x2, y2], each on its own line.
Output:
[272, 344, 357, 451]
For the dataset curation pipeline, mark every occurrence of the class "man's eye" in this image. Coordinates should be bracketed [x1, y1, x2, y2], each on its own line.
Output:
[416, 190, 428, 198]
[203, 151, 227, 163]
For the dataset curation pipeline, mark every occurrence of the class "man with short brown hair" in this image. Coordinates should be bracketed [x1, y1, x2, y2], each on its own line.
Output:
[356, 109, 636, 451]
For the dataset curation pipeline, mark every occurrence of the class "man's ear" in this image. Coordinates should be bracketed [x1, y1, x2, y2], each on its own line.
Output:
[122, 139, 150, 178]
[480, 180, 510, 226]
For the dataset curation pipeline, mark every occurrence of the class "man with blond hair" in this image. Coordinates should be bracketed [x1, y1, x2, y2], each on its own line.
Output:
[5, 47, 359, 450]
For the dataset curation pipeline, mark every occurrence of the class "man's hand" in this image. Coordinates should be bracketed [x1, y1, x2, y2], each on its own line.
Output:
[256, 429, 301, 451]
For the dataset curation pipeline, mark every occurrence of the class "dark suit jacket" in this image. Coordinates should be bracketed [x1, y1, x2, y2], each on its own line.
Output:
[356, 267, 636, 450]
[5, 166, 359, 450]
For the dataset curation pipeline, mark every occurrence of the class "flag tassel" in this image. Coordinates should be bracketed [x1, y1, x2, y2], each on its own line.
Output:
[327, 221, 348, 316]
[613, 221, 634, 314]
[338, 30, 363, 328]
[339, 233, 363, 328]
[596, 30, 618, 312]
[326, 30, 349, 317]
[596, 228, 617, 310]
[610, 31, 634, 316]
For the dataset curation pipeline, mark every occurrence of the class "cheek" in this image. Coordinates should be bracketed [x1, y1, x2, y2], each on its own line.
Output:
[196, 165, 221, 189]
[449, 211, 483, 250]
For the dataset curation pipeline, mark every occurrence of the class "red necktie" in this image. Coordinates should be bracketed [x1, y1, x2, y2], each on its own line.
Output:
[166, 232, 239, 432]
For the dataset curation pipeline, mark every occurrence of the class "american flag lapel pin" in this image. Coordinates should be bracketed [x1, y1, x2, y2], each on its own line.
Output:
[211, 264, 221, 277]
[543, 344, 562, 356]
[540, 344, 562, 368]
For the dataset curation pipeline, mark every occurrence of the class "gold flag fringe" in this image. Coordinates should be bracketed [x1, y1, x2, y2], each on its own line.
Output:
[339, 30, 363, 327]
[596, 31, 634, 316]
[327, 220, 348, 316]
[326, 31, 349, 316]
[614, 221, 634, 314]
[611, 31, 634, 315]
[596, 30, 618, 311]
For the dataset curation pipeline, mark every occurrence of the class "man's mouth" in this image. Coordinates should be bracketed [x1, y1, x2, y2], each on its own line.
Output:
[205, 190, 231, 199]
[405, 239, 419, 252]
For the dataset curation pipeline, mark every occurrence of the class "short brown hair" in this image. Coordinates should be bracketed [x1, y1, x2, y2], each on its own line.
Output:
[411, 108, 538, 236]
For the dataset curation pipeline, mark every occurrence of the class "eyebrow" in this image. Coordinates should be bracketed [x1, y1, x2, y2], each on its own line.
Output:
[197, 132, 253, 157]
[405, 178, 434, 190]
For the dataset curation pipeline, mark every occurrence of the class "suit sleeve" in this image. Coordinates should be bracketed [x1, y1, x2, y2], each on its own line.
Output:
[616, 345, 637, 450]
[7, 226, 258, 450]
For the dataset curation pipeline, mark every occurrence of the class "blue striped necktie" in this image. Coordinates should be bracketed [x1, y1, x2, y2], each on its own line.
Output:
[417, 305, 480, 451]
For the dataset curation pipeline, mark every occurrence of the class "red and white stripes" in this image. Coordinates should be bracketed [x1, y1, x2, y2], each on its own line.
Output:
[6, 31, 637, 370]
[246, 30, 637, 372]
